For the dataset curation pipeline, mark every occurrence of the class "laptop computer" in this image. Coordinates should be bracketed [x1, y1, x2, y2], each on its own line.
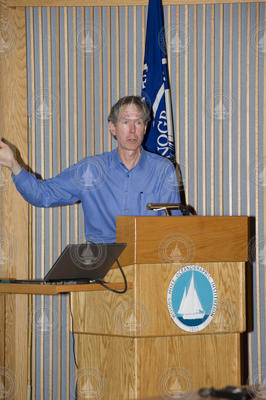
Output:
[1, 242, 127, 285]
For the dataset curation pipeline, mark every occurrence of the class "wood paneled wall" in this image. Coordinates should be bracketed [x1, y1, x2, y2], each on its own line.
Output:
[0, 2, 28, 399]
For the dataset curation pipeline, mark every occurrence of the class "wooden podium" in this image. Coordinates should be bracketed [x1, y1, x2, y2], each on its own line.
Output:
[71, 216, 249, 399]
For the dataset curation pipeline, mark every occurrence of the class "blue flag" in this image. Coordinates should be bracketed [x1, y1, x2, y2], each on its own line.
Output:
[141, 0, 175, 163]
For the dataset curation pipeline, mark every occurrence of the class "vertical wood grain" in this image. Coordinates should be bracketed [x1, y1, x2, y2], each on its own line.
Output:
[0, 3, 28, 399]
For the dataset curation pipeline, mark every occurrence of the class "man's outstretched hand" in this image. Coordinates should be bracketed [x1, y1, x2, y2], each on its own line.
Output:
[0, 139, 22, 175]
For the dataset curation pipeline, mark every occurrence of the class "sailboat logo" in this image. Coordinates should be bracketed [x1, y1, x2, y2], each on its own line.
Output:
[167, 265, 217, 332]
[177, 272, 205, 320]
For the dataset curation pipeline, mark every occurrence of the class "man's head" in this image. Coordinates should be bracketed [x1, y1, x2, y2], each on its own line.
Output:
[108, 96, 151, 126]
[108, 96, 151, 154]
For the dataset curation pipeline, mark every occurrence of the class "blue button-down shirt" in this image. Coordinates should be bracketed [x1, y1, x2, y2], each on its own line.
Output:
[12, 148, 181, 242]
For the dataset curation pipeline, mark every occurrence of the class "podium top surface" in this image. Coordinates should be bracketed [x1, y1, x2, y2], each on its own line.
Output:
[116, 216, 249, 265]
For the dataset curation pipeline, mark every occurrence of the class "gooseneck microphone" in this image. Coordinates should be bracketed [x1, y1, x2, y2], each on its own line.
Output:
[146, 203, 195, 216]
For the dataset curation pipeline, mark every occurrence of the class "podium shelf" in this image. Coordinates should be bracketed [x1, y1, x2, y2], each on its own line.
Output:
[0, 282, 130, 295]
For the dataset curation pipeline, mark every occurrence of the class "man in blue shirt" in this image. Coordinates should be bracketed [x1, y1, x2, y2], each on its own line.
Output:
[0, 96, 181, 243]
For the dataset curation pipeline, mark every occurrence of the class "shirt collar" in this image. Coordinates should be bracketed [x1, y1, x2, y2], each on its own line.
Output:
[111, 147, 147, 171]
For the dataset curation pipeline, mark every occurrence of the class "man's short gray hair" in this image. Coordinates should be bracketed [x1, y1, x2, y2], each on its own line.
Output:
[108, 95, 151, 125]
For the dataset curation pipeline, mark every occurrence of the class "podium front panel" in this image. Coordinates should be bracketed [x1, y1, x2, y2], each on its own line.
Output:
[116, 216, 249, 265]
[71, 261, 246, 337]
[75, 333, 242, 398]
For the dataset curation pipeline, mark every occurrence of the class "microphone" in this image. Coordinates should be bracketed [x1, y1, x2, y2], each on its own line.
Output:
[146, 203, 194, 216]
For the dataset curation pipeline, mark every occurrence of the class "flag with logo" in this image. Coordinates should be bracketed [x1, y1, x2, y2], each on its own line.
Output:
[141, 0, 175, 162]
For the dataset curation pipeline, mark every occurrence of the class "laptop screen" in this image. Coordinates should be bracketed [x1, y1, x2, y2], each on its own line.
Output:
[44, 242, 127, 282]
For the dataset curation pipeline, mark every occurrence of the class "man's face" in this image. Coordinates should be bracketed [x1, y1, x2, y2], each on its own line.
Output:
[109, 104, 147, 152]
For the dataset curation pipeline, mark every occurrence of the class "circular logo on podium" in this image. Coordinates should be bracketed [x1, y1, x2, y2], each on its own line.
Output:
[167, 265, 218, 332]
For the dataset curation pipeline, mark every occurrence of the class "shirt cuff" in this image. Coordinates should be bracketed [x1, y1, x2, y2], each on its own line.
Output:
[11, 167, 28, 185]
